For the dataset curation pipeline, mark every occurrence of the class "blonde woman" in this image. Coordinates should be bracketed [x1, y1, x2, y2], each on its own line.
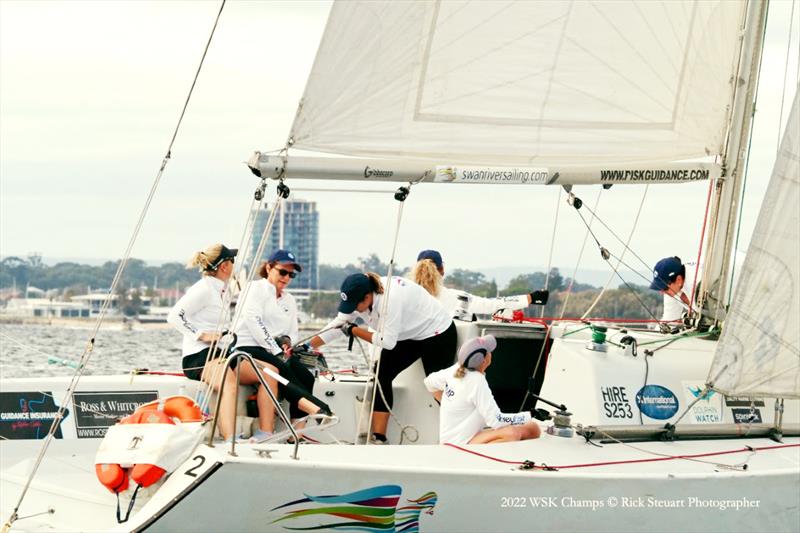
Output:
[167, 244, 266, 441]
[412, 250, 546, 319]
[423, 335, 541, 445]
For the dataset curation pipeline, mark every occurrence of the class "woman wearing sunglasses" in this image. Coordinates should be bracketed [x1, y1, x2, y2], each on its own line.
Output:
[235, 249, 325, 442]
[167, 243, 247, 441]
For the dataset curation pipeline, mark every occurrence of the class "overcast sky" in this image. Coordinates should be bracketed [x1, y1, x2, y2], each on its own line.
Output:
[1, 1, 797, 280]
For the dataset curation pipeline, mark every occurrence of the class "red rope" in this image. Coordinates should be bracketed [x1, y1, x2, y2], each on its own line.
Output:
[505, 316, 681, 324]
[691, 179, 715, 311]
[444, 442, 800, 470]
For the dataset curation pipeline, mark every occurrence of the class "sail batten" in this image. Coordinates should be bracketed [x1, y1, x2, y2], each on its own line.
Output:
[707, 89, 800, 399]
[290, 1, 746, 165]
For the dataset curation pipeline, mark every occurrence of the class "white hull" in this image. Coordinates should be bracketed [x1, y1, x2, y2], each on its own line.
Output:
[3, 435, 798, 532]
[2, 322, 799, 532]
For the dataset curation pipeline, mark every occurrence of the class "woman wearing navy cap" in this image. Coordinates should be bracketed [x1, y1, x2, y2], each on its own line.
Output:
[235, 249, 326, 442]
[167, 243, 243, 441]
[412, 249, 546, 320]
[310, 272, 457, 444]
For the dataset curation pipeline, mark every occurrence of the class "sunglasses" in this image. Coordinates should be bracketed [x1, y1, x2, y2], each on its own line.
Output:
[276, 268, 297, 279]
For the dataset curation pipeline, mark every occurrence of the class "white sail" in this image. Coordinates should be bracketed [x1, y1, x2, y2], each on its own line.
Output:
[707, 88, 800, 399]
[289, 1, 746, 165]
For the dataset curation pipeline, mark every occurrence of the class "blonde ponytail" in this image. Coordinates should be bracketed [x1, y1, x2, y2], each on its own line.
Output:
[411, 259, 442, 297]
[186, 244, 224, 275]
[454, 365, 467, 379]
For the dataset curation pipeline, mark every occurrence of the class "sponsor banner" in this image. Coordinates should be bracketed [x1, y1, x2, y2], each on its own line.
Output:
[599, 386, 634, 420]
[72, 391, 158, 438]
[635, 385, 679, 420]
[363, 166, 394, 179]
[682, 381, 723, 424]
[731, 408, 763, 424]
[435, 165, 549, 184]
[0, 391, 67, 440]
[598, 168, 711, 183]
[724, 397, 765, 407]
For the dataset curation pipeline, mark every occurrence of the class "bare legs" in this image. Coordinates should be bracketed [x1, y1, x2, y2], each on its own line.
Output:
[468, 422, 541, 444]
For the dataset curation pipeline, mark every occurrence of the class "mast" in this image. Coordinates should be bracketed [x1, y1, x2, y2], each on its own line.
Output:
[699, 0, 769, 321]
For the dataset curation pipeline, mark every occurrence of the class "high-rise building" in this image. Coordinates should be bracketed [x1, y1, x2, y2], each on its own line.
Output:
[248, 199, 319, 290]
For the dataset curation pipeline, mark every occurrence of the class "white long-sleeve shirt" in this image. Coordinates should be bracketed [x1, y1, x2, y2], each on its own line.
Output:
[424, 363, 532, 445]
[235, 279, 298, 354]
[167, 276, 228, 356]
[318, 276, 452, 350]
[437, 286, 529, 318]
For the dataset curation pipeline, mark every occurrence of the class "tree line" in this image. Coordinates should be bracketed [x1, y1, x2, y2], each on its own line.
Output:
[1, 253, 661, 319]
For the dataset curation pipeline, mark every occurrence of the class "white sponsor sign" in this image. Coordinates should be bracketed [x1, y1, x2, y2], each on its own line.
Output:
[435, 165, 549, 184]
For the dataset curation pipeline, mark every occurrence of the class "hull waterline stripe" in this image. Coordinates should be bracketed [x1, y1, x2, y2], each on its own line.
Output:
[444, 442, 800, 470]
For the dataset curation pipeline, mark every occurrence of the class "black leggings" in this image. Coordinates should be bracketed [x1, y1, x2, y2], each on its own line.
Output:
[236, 345, 316, 419]
[374, 321, 457, 413]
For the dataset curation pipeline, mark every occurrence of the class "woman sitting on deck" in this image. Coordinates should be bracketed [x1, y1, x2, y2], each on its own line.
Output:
[424, 335, 541, 445]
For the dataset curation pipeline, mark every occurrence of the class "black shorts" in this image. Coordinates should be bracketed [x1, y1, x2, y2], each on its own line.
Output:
[182, 347, 222, 381]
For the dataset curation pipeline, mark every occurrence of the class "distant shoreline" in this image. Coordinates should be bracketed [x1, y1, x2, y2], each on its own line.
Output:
[0, 316, 330, 332]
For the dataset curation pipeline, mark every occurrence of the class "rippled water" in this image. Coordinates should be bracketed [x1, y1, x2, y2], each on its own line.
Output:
[0, 324, 366, 379]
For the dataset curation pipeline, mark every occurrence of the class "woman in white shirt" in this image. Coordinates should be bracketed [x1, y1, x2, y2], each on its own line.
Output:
[412, 250, 545, 319]
[311, 272, 456, 443]
[424, 335, 541, 445]
[235, 249, 326, 441]
[167, 244, 255, 441]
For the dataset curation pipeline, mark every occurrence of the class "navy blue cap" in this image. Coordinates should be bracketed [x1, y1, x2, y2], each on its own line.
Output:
[649, 257, 685, 291]
[267, 249, 302, 272]
[207, 245, 237, 271]
[417, 249, 443, 269]
[338, 273, 372, 313]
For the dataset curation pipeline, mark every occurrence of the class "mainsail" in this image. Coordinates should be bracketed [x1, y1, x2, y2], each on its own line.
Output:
[707, 88, 800, 399]
[289, 1, 746, 165]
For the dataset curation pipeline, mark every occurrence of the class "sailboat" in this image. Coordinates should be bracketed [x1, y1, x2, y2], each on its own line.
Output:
[2, 1, 798, 532]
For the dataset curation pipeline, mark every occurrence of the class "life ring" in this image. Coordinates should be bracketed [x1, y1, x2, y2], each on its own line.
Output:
[136, 395, 204, 423]
[95, 396, 203, 494]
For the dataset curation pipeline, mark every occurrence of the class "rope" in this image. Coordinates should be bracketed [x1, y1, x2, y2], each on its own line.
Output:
[443, 442, 799, 471]
[581, 185, 649, 318]
[3, 6, 227, 526]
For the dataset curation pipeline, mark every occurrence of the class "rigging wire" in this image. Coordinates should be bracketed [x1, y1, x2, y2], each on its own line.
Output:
[776, 0, 797, 156]
[3, 3, 228, 528]
[359, 181, 417, 445]
[581, 185, 649, 319]
[558, 189, 603, 318]
[540, 187, 562, 318]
